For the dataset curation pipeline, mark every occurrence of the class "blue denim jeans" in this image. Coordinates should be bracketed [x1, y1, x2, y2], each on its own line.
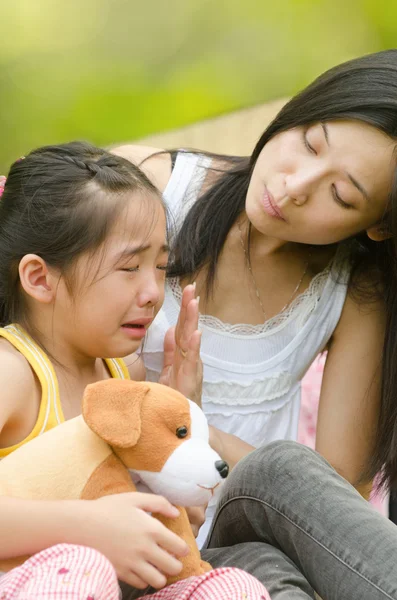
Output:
[121, 441, 397, 599]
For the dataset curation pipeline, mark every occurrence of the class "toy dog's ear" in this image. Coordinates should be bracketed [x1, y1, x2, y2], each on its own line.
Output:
[82, 379, 150, 448]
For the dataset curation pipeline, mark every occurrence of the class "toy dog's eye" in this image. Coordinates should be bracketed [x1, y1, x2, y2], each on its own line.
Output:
[176, 426, 188, 438]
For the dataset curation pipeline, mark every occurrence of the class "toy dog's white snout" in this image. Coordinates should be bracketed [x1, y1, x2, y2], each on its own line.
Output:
[130, 400, 229, 506]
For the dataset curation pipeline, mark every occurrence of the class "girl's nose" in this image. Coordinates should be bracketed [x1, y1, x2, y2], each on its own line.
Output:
[137, 277, 161, 308]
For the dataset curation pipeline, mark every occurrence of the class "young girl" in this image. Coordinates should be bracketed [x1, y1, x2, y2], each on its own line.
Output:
[113, 49, 397, 543]
[0, 144, 269, 600]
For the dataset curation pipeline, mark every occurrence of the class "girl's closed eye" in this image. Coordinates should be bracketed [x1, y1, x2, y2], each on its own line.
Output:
[120, 263, 168, 273]
[121, 265, 139, 273]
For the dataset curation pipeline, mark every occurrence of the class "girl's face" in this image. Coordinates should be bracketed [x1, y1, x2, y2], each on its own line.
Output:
[245, 119, 396, 245]
[57, 193, 168, 359]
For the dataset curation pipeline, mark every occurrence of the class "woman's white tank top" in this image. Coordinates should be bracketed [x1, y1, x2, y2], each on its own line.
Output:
[142, 152, 350, 545]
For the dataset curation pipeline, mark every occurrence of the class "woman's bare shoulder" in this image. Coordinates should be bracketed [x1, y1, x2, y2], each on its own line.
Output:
[111, 144, 172, 193]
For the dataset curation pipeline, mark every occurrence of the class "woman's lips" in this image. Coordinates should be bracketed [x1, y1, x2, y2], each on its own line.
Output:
[262, 187, 285, 220]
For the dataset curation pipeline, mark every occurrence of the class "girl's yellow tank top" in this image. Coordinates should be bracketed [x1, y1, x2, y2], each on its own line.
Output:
[0, 324, 130, 458]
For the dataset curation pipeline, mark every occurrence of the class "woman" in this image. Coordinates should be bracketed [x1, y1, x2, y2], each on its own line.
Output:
[114, 49, 397, 542]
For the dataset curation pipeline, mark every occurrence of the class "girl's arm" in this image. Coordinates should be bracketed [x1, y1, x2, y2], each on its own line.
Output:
[315, 292, 385, 498]
[0, 493, 189, 589]
[0, 496, 81, 559]
[0, 348, 40, 449]
[0, 348, 188, 589]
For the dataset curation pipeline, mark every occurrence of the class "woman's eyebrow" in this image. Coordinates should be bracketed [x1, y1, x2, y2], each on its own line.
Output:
[321, 122, 330, 145]
[322, 122, 370, 202]
[347, 173, 370, 202]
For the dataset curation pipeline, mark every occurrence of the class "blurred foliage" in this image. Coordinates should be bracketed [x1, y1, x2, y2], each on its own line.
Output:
[0, 0, 396, 171]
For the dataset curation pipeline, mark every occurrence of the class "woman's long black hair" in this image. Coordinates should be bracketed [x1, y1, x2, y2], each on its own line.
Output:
[168, 49, 397, 490]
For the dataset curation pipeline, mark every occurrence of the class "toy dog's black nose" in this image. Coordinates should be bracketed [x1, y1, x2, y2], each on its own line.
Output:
[215, 460, 229, 479]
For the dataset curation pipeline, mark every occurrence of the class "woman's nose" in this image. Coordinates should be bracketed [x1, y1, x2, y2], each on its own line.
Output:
[285, 174, 310, 206]
[285, 165, 324, 206]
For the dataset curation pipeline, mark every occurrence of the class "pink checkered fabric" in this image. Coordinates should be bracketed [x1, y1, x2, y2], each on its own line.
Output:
[0, 546, 270, 600]
[144, 567, 271, 600]
[0, 544, 120, 599]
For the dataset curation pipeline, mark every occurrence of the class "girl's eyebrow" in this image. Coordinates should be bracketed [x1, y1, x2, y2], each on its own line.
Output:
[115, 243, 169, 261]
[321, 122, 370, 203]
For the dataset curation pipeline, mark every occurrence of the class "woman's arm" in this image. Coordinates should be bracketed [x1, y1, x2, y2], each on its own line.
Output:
[316, 292, 385, 498]
[209, 426, 255, 470]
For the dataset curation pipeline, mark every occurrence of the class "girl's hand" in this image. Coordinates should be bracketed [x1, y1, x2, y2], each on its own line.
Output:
[159, 284, 203, 406]
[77, 493, 189, 589]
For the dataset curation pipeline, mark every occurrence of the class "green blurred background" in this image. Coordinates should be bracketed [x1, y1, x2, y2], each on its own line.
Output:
[0, 0, 396, 172]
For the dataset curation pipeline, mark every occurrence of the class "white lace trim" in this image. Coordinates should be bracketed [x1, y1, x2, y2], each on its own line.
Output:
[169, 242, 351, 336]
[169, 266, 330, 336]
[202, 373, 294, 404]
[145, 367, 294, 406]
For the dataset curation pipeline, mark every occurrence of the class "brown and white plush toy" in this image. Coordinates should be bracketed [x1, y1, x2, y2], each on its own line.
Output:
[0, 379, 229, 583]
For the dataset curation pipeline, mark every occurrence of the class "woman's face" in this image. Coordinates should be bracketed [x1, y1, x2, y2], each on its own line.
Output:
[245, 119, 396, 245]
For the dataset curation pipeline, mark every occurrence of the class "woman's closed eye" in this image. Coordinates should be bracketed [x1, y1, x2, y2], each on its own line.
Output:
[303, 128, 353, 210]
[331, 184, 352, 210]
[302, 129, 317, 155]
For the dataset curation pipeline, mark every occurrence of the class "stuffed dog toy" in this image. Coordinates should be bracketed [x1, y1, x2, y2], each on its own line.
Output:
[0, 379, 229, 583]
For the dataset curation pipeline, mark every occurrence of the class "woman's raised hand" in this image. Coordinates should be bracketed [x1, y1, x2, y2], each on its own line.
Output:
[159, 283, 203, 406]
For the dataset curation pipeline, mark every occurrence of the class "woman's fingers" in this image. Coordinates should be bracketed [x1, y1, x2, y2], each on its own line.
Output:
[186, 296, 200, 333]
[162, 326, 177, 371]
[160, 284, 202, 402]
[178, 297, 200, 356]
[185, 330, 202, 367]
[175, 284, 197, 350]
